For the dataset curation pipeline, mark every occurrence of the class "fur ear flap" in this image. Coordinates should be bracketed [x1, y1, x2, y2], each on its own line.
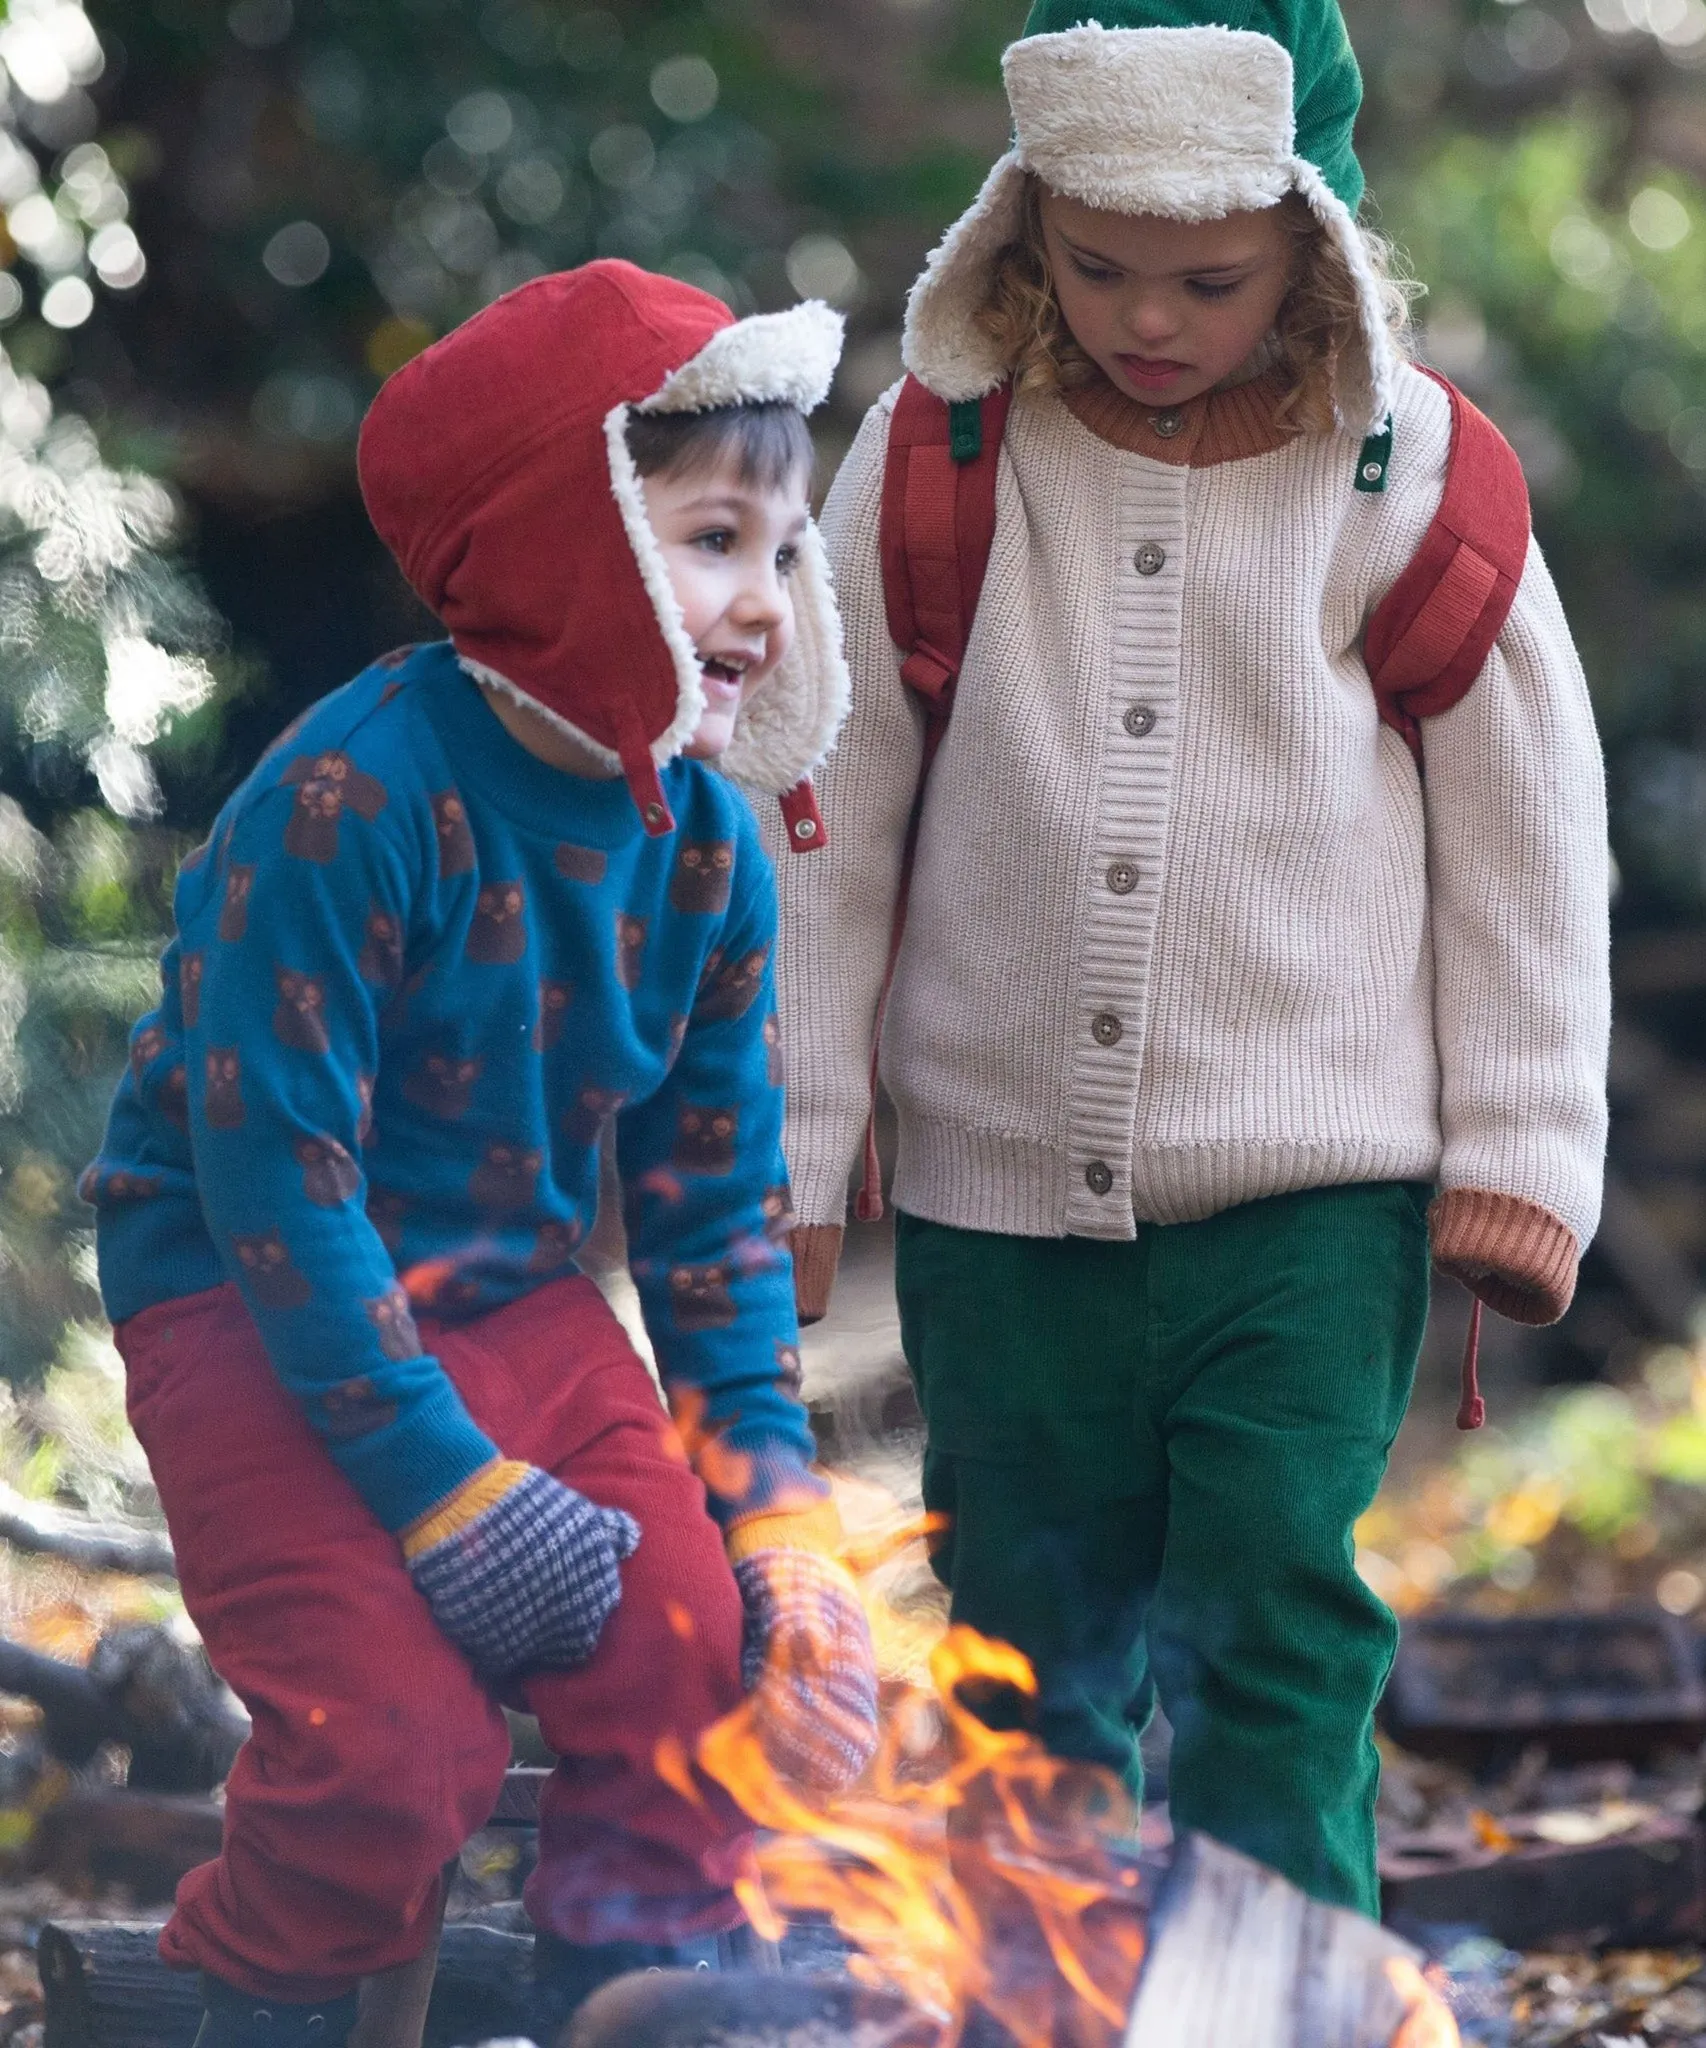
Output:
[902, 153, 1031, 403]
[721, 520, 852, 797]
[1291, 160, 1399, 435]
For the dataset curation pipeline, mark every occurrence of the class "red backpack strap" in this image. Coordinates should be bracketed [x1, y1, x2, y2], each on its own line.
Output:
[849, 376, 1012, 1219]
[1362, 367, 1531, 764]
[879, 376, 1015, 752]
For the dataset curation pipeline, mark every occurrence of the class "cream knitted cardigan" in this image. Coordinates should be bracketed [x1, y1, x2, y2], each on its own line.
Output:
[770, 363, 1610, 1321]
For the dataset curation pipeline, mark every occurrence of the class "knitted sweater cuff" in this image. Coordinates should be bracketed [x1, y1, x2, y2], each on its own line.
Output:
[400, 1457, 530, 1560]
[790, 1223, 844, 1326]
[724, 1499, 847, 1567]
[1430, 1187, 1580, 1327]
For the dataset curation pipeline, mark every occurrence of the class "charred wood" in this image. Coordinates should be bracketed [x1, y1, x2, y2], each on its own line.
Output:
[567, 1971, 933, 2048]
[38, 1919, 535, 2048]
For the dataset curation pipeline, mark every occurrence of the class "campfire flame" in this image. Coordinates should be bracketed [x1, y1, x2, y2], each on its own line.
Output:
[689, 1508, 1148, 2048]
[1385, 1957, 1463, 2048]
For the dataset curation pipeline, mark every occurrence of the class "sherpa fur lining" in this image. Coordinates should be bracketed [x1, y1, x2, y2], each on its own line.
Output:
[1290, 158, 1397, 432]
[1007, 27, 1296, 221]
[641, 302, 846, 418]
[903, 152, 1031, 402]
[603, 399, 708, 765]
[721, 519, 852, 795]
[902, 26, 1400, 433]
[456, 655, 623, 772]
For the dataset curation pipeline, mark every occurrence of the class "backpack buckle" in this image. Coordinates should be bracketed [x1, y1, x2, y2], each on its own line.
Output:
[900, 645, 956, 699]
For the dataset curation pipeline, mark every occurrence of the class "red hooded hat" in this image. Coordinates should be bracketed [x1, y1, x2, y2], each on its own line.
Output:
[357, 261, 849, 843]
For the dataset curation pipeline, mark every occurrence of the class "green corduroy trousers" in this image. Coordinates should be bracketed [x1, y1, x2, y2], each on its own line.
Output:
[894, 1181, 1432, 1916]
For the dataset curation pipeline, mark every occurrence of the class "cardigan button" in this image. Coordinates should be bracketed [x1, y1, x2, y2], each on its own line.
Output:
[1106, 860, 1138, 895]
[1134, 541, 1167, 576]
[1091, 1012, 1123, 1047]
[1084, 1161, 1114, 1197]
[1152, 410, 1184, 438]
[1123, 704, 1157, 738]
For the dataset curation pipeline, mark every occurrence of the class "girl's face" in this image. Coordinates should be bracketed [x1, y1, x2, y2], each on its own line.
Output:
[1038, 189, 1295, 408]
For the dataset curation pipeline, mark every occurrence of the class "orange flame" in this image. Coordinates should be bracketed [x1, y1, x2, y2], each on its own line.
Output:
[666, 1383, 756, 1507]
[694, 1511, 1147, 2048]
[1385, 1957, 1463, 2048]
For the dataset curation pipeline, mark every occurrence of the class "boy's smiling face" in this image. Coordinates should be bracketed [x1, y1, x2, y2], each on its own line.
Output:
[640, 450, 810, 760]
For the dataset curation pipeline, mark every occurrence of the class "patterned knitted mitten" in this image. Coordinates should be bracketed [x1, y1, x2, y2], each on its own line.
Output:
[403, 1459, 640, 1681]
[732, 1547, 879, 1794]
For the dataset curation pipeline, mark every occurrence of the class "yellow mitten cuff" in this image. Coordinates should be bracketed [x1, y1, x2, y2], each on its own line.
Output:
[724, 1499, 846, 1567]
[400, 1457, 531, 1560]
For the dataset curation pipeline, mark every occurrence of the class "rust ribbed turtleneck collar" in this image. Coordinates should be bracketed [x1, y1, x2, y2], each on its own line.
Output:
[1062, 365, 1295, 467]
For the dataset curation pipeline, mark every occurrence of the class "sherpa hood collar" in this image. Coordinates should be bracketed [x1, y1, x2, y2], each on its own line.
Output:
[358, 261, 850, 840]
[903, 4, 1398, 435]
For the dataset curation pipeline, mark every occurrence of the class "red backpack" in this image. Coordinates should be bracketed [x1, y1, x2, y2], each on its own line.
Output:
[864, 367, 1532, 1426]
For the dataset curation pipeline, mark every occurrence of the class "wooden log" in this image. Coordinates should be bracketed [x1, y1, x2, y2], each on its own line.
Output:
[1382, 1608, 1706, 1766]
[1382, 1809, 1706, 1950]
[1123, 1832, 1420, 2048]
[38, 1920, 536, 2048]
[28, 1788, 223, 1901]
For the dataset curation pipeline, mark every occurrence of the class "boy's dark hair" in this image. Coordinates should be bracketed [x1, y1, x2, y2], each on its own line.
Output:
[626, 401, 813, 492]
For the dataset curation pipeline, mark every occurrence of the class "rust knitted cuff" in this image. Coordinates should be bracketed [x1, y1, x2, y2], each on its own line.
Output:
[790, 1223, 845, 1326]
[1430, 1187, 1579, 1327]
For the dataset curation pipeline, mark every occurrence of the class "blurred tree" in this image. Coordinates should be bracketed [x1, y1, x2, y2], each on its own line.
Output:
[0, 0, 231, 1380]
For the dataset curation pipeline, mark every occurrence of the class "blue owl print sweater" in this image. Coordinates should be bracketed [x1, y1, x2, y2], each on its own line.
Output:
[86, 642, 816, 1535]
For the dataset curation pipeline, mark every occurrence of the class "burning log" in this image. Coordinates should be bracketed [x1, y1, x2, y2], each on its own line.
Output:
[0, 1625, 248, 1791]
[567, 1971, 933, 2048]
[570, 1836, 1451, 2048]
[683, 1626, 1458, 2048]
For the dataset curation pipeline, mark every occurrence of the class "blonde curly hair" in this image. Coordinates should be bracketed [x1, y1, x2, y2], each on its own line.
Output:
[974, 174, 1415, 435]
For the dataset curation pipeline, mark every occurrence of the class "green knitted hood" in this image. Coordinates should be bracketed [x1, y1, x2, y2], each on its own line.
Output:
[1018, 0, 1364, 213]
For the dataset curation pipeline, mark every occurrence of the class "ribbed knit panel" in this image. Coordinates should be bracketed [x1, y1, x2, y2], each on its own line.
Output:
[1065, 367, 1293, 467]
[1058, 455, 1187, 1237]
[768, 364, 1610, 1252]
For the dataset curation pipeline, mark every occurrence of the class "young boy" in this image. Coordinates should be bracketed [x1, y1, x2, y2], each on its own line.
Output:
[80, 261, 876, 2046]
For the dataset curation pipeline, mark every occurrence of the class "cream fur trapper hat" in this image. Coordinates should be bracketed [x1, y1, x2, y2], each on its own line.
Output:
[902, 16, 1401, 435]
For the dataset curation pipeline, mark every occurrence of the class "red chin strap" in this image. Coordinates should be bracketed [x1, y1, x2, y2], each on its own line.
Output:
[778, 779, 827, 853]
[616, 708, 675, 838]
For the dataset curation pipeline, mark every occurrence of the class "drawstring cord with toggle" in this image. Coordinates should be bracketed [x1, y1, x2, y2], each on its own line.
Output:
[1456, 1294, 1485, 1431]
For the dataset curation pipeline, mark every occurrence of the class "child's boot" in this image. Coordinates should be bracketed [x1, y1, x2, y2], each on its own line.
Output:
[194, 1974, 360, 2048]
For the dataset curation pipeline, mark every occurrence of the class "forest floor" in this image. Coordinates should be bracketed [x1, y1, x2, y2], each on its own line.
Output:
[0, 1224, 1702, 2042]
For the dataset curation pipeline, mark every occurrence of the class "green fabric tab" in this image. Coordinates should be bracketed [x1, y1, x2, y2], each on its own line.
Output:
[1354, 417, 1393, 494]
[1016, 0, 1366, 214]
[948, 399, 984, 465]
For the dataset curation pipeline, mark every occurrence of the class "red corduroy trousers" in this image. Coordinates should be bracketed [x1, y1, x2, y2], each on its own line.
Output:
[115, 1274, 752, 2004]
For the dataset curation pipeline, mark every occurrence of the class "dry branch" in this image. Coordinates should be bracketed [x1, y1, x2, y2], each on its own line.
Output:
[0, 1487, 175, 1581]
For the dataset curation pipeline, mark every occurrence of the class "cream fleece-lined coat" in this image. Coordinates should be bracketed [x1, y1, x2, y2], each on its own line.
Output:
[769, 361, 1610, 1285]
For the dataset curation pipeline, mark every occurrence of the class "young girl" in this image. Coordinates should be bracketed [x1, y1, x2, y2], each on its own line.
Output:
[775, 0, 1609, 1915]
